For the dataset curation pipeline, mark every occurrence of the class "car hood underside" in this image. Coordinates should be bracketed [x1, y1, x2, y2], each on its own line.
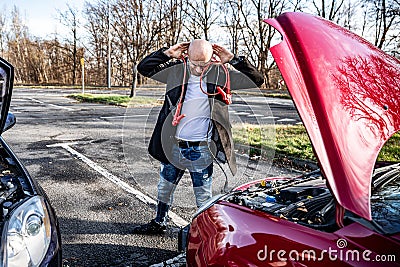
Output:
[265, 12, 400, 220]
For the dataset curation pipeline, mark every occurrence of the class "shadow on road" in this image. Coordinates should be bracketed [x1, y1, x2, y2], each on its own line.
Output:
[60, 217, 180, 266]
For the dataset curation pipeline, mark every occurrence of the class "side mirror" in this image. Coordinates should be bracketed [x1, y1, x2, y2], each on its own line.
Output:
[3, 113, 16, 132]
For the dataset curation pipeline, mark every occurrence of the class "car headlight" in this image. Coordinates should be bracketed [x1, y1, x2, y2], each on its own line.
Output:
[193, 194, 225, 218]
[1, 196, 51, 267]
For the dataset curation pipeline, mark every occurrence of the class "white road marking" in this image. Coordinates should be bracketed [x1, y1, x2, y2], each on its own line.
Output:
[28, 98, 74, 111]
[277, 118, 297, 122]
[47, 142, 189, 227]
[246, 114, 264, 117]
[100, 115, 148, 119]
[29, 98, 45, 104]
[48, 104, 74, 111]
[263, 116, 279, 119]
[267, 100, 294, 106]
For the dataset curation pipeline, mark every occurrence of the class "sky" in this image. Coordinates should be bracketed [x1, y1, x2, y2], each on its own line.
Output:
[3, 0, 86, 38]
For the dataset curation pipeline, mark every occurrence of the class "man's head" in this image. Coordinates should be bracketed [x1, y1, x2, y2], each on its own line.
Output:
[187, 39, 213, 76]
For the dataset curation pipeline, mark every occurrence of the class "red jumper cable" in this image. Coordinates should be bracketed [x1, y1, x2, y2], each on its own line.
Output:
[171, 57, 188, 126]
[199, 62, 232, 105]
[172, 56, 231, 126]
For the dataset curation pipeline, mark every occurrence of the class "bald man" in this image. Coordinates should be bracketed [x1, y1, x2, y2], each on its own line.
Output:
[134, 39, 264, 234]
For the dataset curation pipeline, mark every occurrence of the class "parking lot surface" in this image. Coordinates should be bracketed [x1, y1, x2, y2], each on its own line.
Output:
[4, 87, 299, 266]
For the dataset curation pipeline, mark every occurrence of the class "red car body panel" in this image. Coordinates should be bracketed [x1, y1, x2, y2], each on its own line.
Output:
[266, 12, 400, 220]
[187, 202, 400, 266]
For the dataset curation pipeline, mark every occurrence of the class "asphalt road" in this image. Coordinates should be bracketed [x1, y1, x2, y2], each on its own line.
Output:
[3, 87, 301, 266]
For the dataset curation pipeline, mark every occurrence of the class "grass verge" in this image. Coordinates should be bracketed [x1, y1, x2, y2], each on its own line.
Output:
[67, 93, 162, 107]
[232, 124, 400, 162]
[65, 94, 400, 163]
[232, 91, 292, 99]
[264, 93, 292, 99]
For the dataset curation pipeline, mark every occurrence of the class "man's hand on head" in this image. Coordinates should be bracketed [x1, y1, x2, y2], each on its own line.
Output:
[212, 44, 234, 64]
[164, 42, 190, 59]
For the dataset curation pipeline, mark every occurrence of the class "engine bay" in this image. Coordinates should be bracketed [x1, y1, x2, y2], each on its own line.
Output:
[224, 164, 400, 234]
[224, 171, 337, 230]
[0, 144, 32, 222]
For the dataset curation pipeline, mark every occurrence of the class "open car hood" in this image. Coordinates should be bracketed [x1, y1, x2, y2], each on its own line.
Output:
[0, 57, 14, 135]
[265, 12, 400, 220]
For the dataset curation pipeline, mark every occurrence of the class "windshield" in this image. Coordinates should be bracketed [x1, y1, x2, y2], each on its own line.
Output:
[0, 58, 13, 134]
[0, 67, 6, 112]
[371, 162, 400, 235]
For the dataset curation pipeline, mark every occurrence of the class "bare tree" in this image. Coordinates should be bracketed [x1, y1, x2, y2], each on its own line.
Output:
[152, 0, 184, 47]
[220, 0, 242, 55]
[112, 0, 165, 85]
[83, 0, 186, 87]
[234, 0, 292, 88]
[183, 0, 219, 39]
[0, 11, 7, 56]
[309, 0, 346, 21]
[7, 6, 30, 83]
[83, 1, 108, 85]
[364, 0, 400, 49]
[58, 4, 80, 85]
[335, 0, 362, 31]
[2, 0, 399, 86]
[167, 0, 184, 46]
[4, 4, 84, 85]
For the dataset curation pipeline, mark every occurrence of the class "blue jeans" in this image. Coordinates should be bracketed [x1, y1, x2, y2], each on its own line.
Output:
[155, 144, 213, 224]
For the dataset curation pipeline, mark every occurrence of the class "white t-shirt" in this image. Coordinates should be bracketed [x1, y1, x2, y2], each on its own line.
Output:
[176, 75, 212, 141]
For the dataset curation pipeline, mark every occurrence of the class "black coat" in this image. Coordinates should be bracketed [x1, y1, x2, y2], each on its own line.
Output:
[137, 48, 264, 175]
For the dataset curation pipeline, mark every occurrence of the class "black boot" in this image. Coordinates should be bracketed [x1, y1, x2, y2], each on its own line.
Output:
[132, 202, 170, 235]
[132, 219, 167, 235]
[155, 201, 170, 223]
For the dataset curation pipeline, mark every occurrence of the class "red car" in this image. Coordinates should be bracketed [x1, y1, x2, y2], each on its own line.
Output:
[180, 12, 400, 266]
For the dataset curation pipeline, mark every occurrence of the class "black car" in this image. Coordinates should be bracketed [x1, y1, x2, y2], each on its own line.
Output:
[0, 57, 61, 266]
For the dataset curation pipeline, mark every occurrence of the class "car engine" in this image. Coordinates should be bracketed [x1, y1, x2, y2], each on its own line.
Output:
[224, 171, 337, 230]
[0, 147, 32, 222]
[224, 164, 400, 234]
